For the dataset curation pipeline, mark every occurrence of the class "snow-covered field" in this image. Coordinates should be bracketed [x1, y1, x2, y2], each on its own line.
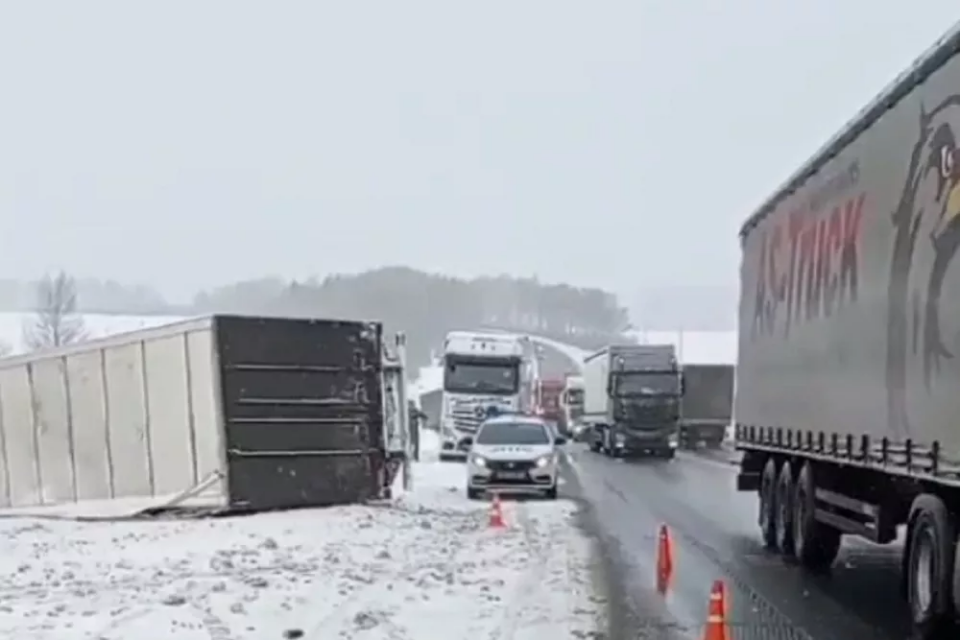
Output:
[0, 431, 604, 639]
[0, 312, 189, 355]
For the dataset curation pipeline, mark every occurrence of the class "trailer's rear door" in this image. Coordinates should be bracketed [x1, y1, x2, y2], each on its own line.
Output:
[681, 364, 735, 422]
[213, 315, 384, 511]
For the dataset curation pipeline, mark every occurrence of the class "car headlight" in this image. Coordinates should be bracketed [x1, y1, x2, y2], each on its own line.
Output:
[471, 455, 487, 467]
[535, 455, 551, 468]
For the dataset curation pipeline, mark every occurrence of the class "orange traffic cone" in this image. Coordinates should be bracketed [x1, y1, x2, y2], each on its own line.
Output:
[702, 579, 729, 640]
[489, 493, 505, 529]
[655, 524, 674, 594]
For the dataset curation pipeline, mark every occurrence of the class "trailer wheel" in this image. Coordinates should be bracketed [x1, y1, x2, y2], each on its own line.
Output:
[791, 462, 841, 571]
[758, 457, 778, 550]
[905, 494, 956, 637]
[774, 461, 796, 558]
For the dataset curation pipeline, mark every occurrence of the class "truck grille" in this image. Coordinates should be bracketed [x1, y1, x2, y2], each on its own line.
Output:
[450, 409, 483, 432]
[620, 404, 676, 424]
[447, 397, 514, 432]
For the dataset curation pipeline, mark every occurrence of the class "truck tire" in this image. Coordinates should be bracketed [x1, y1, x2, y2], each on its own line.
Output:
[601, 428, 614, 456]
[904, 494, 957, 638]
[774, 461, 796, 558]
[791, 462, 841, 571]
[758, 457, 778, 550]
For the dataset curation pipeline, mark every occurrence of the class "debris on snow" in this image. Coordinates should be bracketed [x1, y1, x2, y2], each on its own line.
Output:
[0, 458, 604, 639]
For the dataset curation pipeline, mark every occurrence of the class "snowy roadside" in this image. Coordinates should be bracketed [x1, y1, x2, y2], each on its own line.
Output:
[0, 433, 605, 639]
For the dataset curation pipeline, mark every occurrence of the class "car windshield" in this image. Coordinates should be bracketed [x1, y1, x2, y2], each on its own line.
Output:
[614, 372, 679, 395]
[444, 359, 519, 394]
[476, 422, 550, 445]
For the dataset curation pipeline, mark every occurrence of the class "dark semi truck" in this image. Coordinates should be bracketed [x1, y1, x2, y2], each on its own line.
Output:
[735, 23, 960, 638]
[583, 344, 682, 459]
[678, 364, 734, 450]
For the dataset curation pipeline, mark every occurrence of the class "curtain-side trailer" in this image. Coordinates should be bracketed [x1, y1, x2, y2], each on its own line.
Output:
[734, 22, 960, 638]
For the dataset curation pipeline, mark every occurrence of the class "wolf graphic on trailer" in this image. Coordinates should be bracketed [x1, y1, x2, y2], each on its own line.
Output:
[733, 22, 960, 639]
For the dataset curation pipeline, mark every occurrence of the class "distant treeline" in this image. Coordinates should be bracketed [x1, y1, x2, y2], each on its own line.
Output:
[0, 269, 635, 371]
[191, 267, 631, 371]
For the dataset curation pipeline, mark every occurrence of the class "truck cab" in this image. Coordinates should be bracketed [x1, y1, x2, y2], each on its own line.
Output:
[438, 331, 529, 462]
[584, 344, 682, 459]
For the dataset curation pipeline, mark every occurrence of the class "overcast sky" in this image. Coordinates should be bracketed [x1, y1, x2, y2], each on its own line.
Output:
[2, 1, 958, 303]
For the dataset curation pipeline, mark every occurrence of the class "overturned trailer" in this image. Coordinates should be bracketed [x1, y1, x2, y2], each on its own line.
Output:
[0, 314, 410, 515]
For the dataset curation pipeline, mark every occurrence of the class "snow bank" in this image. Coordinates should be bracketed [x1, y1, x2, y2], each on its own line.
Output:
[419, 427, 440, 461]
[0, 459, 604, 639]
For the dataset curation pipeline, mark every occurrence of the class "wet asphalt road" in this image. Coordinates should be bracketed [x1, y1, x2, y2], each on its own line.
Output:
[562, 445, 912, 640]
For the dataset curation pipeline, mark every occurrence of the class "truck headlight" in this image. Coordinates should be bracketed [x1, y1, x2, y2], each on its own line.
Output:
[471, 455, 487, 467]
[668, 433, 678, 448]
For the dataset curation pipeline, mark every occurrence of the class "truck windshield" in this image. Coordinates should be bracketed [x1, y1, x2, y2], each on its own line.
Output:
[614, 372, 679, 396]
[564, 389, 584, 405]
[476, 422, 550, 445]
[444, 359, 519, 394]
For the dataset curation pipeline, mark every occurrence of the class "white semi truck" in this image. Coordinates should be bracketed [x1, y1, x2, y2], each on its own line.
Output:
[438, 331, 533, 462]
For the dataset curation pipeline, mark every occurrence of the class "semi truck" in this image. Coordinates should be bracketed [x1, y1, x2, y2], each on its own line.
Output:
[438, 331, 532, 462]
[560, 374, 585, 437]
[678, 364, 734, 450]
[733, 23, 960, 638]
[534, 377, 565, 430]
[0, 315, 407, 514]
[583, 344, 681, 459]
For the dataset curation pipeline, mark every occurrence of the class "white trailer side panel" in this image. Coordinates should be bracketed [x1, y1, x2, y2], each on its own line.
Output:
[66, 349, 111, 501]
[186, 329, 223, 488]
[583, 352, 610, 420]
[0, 318, 222, 509]
[735, 34, 960, 459]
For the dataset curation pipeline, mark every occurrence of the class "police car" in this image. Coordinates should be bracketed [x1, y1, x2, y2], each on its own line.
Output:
[463, 413, 565, 500]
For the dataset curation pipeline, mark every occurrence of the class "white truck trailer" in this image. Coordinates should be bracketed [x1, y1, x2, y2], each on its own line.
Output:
[734, 22, 960, 638]
[438, 331, 532, 462]
[0, 315, 404, 514]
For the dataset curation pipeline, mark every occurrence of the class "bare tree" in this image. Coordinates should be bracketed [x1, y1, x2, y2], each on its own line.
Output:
[23, 271, 87, 351]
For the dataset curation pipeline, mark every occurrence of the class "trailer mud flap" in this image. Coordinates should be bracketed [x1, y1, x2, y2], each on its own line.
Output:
[214, 315, 385, 511]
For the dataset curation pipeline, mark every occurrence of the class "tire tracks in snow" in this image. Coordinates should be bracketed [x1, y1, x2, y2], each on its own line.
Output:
[485, 501, 551, 640]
